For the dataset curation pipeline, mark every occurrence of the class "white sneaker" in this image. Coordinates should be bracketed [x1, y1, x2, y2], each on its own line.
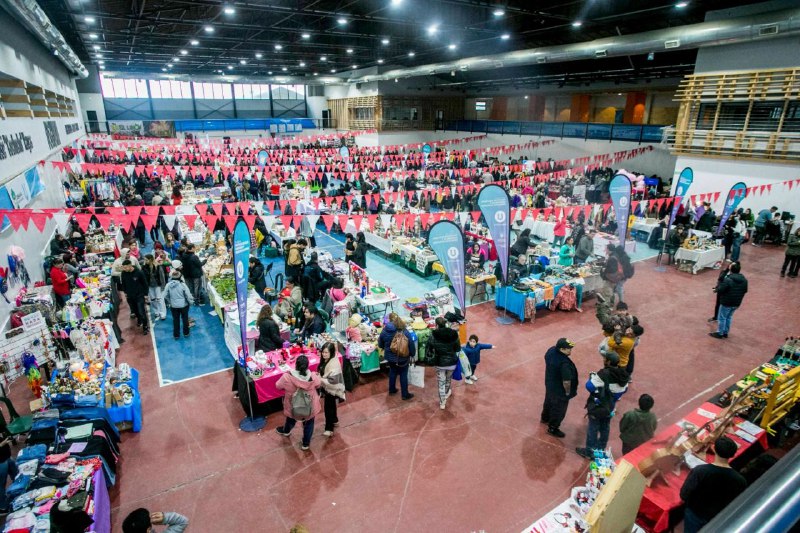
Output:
[470, 375, 478, 381]
[465, 378, 474, 385]
[445, 389, 452, 399]
[440, 400, 446, 410]
[323, 430, 333, 437]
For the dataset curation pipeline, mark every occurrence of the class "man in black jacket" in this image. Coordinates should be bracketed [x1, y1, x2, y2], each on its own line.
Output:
[121, 260, 149, 334]
[181, 244, 205, 306]
[428, 317, 462, 410]
[541, 338, 579, 438]
[248, 257, 266, 299]
[710, 261, 748, 339]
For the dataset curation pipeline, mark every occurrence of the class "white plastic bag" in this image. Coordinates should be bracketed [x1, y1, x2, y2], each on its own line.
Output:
[408, 364, 425, 388]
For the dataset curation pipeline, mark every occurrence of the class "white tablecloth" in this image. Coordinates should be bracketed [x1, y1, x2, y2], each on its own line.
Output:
[516, 218, 558, 242]
[675, 246, 725, 274]
[593, 234, 637, 257]
[343, 221, 393, 254]
[631, 219, 660, 240]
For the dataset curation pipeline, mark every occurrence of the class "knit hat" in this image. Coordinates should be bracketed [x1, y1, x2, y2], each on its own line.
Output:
[171, 259, 183, 270]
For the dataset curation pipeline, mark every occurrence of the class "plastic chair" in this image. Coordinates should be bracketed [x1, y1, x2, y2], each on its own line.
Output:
[0, 397, 32, 438]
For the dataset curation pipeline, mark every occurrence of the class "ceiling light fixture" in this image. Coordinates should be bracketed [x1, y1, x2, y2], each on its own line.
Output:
[331, 69, 337, 73]
[391, 0, 403, 5]
[282, 67, 288, 71]
[173, 58, 180, 62]
[239, 59, 247, 64]
[97, 60, 104, 65]
[381, 38, 390, 45]
[167, 63, 173, 67]
[352, 65, 358, 69]
[492, 9, 504, 16]
[88, 33, 98, 39]
[320, 56, 327, 61]
[301, 33, 311, 39]
[190, 39, 199, 45]
[337, 17, 347, 25]
[346, 48, 353, 54]
[675, 2, 688, 7]
[227, 65, 233, 70]
[427, 24, 439, 35]
[313, 72, 318, 76]
[95, 53, 103, 58]
[377, 59, 384, 64]
[500, 33, 510, 40]
[268, 71, 273, 75]
[448, 43, 457, 50]
[99, 65, 105, 70]
[408, 51, 415, 57]
[299, 62, 306, 67]
[255, 53, 263, 58]
[275, 44, 283, 50]
[85, 16, 95, 23]
[572, 21, 582, 27]
[223, 6, 235, 14]
[204, 26, 214, 33]
[92, 45, 100, 50]
[180, 49, 188, 55]
[524, 95, 529, 99]
[161, 68, 167, 72]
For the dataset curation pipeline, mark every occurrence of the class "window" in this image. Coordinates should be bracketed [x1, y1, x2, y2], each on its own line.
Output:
[100, 76, 115, 97]
[475, 101, 487, 111]
[212, 83, 223, 99]
[149, 80, 162, 98]
[159, 80, 172, 99]
[242, 84, 252, 99]
[234, 84, 244, 99]
[221, 84, 232, 99]
[353, 107, 374, 120]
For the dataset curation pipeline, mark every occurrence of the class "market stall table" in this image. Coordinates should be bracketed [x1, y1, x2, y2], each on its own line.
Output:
[432, 262, 496, 303]
[464, 230, 498, 260]
[357, 290, 399, 319]
[593, 233, 637, 256]
[674, 246, 725, 274]
[494, 278, 584, 321]
[223, 299, 290, 358]
[632, 219, 661, 241]
[622, 401, 768, 532]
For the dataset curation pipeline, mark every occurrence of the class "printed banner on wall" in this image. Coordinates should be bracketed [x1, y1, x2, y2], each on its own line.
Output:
[717, 182, 748, 234]
[608, 173, 632, 245]
[257, 150, 268, 169]
[476, 184, 511, 283]
[668, 167, 694, 228]
[232, 220, 251, 365]
[427, 221, 467, 314]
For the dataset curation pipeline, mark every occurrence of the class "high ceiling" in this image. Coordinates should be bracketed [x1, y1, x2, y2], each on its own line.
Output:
[39, 0, 767, 88]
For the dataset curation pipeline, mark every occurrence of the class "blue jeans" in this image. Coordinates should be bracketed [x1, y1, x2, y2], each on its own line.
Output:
[731, 235, 743, 262]
[553, 235, 565, 248]
[388, 362, 410, 398]
[586, 416, 611, 451]
[0, 459, 19, 510]
[614, 281, 625, 304]
[717, 305, 738, 335]
[281, 417, 315, 446]
[683, 507, 707, 533]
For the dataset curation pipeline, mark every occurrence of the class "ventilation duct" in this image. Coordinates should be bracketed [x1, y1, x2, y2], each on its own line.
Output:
[1, 0, 88, 78]
[348, 7, 800, 84]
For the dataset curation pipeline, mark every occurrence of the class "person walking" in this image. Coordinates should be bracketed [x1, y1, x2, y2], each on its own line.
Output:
[708, 263, 731, 323]
[461, 334, 493, 384]
[541, 338, 579, 438]
[275, 355, 322, 451]
[710, 261, 748, 339]
[318, 342, 345, 437]
[730, 214, 747, 262]
[780, 227, 800, 278]
[378, 313, 417, 401]
[142, 254, 167, 321]
[352, 232, 368, 269]
[255, 304, 283, 352]
[428, 317, 462, 410]
[680, 437, 748, 533]
[181, 244, 205, 305]
[121, 260, 150, 334]
[619, 394, 658, 455]
[576, 352, 629, 459]
[49, 258, 72, 309]
[164, 270, 194, 339]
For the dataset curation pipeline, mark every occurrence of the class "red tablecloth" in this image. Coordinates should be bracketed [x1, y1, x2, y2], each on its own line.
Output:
[621, 401, 768, 532]
[251, 350, 343, 403]
[465, 231, 498, 260]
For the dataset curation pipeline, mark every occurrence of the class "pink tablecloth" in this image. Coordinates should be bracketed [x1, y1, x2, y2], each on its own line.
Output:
[465, 231, 498, 260]
[251, 351, 342, 403]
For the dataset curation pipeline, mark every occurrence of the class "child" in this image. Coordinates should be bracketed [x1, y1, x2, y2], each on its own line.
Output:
[619, 394, 657, 455]
[462, 334, 493, 384]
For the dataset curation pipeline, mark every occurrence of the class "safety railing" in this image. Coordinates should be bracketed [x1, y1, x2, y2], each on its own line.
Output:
[440, 120, 667, 143]
[84, 117, 337, 136]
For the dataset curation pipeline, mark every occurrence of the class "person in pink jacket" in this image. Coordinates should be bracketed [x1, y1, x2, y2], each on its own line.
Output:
[275, 355, 322, 451]
[553, 217, 568, 248]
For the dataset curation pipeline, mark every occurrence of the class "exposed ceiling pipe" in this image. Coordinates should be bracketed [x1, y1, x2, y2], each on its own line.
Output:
[347, 7, 800, 84]
[0, 0, 88, 78]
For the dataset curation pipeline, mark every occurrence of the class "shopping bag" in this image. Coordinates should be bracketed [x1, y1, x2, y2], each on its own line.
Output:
[408, 364, 425, 388]
[458, 351, 472, 378]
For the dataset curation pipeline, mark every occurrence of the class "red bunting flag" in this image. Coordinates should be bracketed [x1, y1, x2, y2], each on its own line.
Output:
[210, 203, 224, 216]
[418, 213, 431, 228]
[222, 215, 238, 233]
[292, 215, 304, 230]
[279, 215, 293, 229]
[321, 215, 335, 232]
[242, 215, 257, 231]
[350, 215, 363, 231]
[183, 214, 198, 230]
[30, 213, 48, 232]
[366, 214, 378, 231]
[140, 214, 159, 231]
[201, 214, 219, 230]
[471, 211, 482, 224]
[74, 213, 93, 232]
[95, 214, 113, 230]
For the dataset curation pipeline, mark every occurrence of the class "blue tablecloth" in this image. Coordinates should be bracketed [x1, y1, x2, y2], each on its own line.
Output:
[495, 281, 584, 321]
[51, 367, 142, 433]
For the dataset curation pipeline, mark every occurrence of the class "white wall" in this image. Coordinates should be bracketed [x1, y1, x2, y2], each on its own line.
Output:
[672, 156, 800, 215]
[79, 92, 106, 122]
[324, 83, 379, 99]
[306, 96, 327, 119]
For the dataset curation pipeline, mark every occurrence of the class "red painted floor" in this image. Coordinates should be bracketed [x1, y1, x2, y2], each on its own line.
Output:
[10, 244, 800, 532]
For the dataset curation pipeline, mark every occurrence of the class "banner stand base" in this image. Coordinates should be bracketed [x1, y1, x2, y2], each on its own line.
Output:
[496, 316, 516, 325]
[239, 416, 266, 432]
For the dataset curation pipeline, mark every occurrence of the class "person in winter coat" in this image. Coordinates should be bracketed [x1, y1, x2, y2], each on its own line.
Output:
[575, 351, 629, 459]
[50, 258, 72, 308]
[121, 260, 150, 334]
[318, 342, 345, 437]
[142, 254, 167, 321]
[710, 261, 748, 339]
[111, 248, 140, 289]
[378, 313, 417, 401]
[275, 277, 303, 320]
[780, 227, 800, 278]
[462, 334, 493, 384]
[708, 263, 732, 323]
[275, 355, 322, 451]
[541, 338, 579, 438]
[285, 239, 307, 281]
[552, 217, 568, 248]
[248, 257, 267, 299]
[575, 229, 595, 264]
[50, 234, 70, 256]
[255, 304, 283, 352]
[180, 244, 205, 305]
[294, 304, 325, 342]
[164, 270, 194, 339]
[619, 394, 657, 455]
[428, 317, 462, 410]
[352, 232, 368, 269]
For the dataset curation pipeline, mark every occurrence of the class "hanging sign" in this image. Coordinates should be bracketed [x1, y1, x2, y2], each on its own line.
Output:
[609, 173, 632, 245]
[427, 221, 467, 315]
[716, 182, 747, 234]
[232, 220, 251, 366]
[477, 184, 510, 283]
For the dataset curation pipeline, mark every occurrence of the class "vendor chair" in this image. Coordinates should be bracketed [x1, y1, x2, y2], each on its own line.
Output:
[0, 396, 33, 439]
[264, 262, 275, 286]
[656, 240, 677, 265]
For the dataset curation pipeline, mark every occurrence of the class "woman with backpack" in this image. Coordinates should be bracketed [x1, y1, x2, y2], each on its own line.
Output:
[428, 317, 462, 410]
[378, 313, 417, 401]
[164, 270, 194, 340]
[601, 245, 634, 305]
[318, 342, 345, 437]
[275, 355, 322, 451]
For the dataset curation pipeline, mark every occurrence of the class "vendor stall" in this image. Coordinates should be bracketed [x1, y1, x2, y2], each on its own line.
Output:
[674, 245, 725, 274]
[223, 293, 290, 358]
[84, 228, 123, 255]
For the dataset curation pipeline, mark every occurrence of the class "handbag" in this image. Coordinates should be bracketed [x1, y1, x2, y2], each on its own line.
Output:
[408, 364, 425, 388]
